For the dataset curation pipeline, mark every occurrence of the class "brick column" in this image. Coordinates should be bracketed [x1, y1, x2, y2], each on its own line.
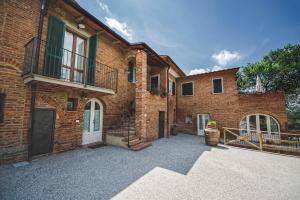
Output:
[135, 50, 148, 140]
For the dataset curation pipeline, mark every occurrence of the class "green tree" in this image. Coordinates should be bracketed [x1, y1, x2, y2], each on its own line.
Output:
[238, 44, 300, 94]
[238, 44, 300, 124]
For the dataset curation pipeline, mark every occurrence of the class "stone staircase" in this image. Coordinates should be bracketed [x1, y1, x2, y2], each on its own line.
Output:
[106, 115, 151, 151]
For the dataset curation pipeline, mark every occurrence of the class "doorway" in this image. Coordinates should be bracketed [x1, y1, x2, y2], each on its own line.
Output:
[197, 114, 210, 136]
[31, 108, 56, 156]
[82, 99, 103, 145]
[158, 111, 165, 138]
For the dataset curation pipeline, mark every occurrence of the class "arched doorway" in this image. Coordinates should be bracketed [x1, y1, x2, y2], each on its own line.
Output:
[82, 99, 103, 145]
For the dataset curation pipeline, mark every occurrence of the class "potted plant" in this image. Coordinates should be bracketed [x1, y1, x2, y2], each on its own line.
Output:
[205, 120, 220, 146]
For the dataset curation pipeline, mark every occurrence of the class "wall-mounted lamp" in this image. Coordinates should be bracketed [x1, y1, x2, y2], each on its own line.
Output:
[75, 16, 85, 29]
[77, 23, 85, 29]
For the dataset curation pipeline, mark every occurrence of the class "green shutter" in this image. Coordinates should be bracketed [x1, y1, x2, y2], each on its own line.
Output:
[43, 16, 65, 78]
[87, 33, 98, 86]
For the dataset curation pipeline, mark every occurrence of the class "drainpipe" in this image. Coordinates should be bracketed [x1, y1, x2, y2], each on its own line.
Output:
[34, 0, 47, 73]
[28, 0, 47, 160]
[166, 65, 170, 138]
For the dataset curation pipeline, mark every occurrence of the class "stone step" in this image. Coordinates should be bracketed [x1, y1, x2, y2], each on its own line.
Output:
[130, 142, 152, 151]
[122, 135, 139, 142]
[129, 138, 141, 146]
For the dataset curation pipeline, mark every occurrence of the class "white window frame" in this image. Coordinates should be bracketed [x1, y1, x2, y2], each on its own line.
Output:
[168, 79, 174, 95]
[240, 113, 280, 135]
[150, 74, 160, 91]
[212, 77, 224, 94]
[181, 81, 194, 96]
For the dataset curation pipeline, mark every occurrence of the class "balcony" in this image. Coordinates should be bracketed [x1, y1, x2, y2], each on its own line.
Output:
[23, 37, 118, 94]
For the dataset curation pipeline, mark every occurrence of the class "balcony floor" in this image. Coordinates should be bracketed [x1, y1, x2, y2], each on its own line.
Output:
[23, 74, 115, 95]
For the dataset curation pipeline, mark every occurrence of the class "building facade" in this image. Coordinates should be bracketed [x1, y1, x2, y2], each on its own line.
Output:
[0, 0, 287, 164]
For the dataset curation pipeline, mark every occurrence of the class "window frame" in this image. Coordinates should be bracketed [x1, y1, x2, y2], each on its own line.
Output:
[67, 98, 78, 111]
[62, 29, 87, 83]
[128, 61, 136, 83]
[181, 81, 194, 96]
[239, 113, 280, 135]
[168, 79, 175, 95]
[212, 77, 224, 94]
[150, 74, 160, 91]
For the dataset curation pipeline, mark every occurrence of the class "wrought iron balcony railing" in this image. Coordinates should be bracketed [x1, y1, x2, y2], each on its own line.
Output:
[23, 37, 118, 92]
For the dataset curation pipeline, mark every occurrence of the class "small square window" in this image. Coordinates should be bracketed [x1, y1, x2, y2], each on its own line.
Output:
[213, 78, 223, 94]
[0, 93, 5, 123]
[185, 115, 193, 124]
[67, 98, 77, 111]
[182, 82, 193, 96]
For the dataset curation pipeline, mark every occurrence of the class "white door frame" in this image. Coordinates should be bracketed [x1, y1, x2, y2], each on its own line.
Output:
[82, 98, 103, 145]
[197, 113, 210, 136]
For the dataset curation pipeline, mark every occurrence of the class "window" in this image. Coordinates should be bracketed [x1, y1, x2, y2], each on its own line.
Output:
[212, 78, 223, 94]
[128, 61, 136, 83]
[185, 115, 193, 124]
[240, 114, 280, 137]
[168, 79, 175, 95]
[67, 98, 78, 111]
[62, 30, 86, 83]
[181, 82, 194, 96]
[150, 74, 160, 91]
[0, 94, 5, 123]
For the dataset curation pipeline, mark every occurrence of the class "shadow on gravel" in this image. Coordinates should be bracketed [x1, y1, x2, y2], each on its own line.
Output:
[0, 134, 213, 200]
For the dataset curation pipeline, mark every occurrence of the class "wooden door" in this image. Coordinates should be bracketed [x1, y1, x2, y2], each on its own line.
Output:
[32, 108, 56, 156]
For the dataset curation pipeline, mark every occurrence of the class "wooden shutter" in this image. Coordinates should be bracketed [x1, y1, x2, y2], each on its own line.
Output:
[87, 33, 99, 86]
[44, 16, 66, 78]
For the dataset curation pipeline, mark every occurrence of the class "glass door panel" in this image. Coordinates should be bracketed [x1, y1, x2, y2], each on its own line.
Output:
[83, 102, 91, 132]
[62, 31, 73, 81]
[74, 36, 85, 83]
[93, 102, 100, 132]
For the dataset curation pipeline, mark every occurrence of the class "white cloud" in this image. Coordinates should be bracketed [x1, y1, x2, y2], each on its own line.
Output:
[95, 0, 134, 41]
[189, 68, 210, 75]
[188, 65, 225, 75]
[96, 0, 111, 16]
[212, 49, 241, 66]
[212, 65, 224, 71]
[105, 17, 133, 41]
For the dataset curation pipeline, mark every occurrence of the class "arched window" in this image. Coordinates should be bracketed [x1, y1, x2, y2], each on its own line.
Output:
[240, 114, 280, 139]
[128, 61, 136, 83]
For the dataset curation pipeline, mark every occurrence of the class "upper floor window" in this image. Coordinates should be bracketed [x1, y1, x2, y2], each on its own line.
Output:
[0, 93, 5, 123]
[150, 74, 160, 91]
[181, 82, 194, 96]
[61, 30, 86, 83]
[212, 78, 223, 94]
[128, 61, 136, 83]
[168, 79, 175, 95]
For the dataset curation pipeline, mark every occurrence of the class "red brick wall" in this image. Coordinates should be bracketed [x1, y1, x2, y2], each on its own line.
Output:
[176, 70, 288, 134]
[0, 0, 40, 164]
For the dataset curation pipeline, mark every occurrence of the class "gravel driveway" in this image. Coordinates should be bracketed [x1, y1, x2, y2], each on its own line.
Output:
[1, 134, 300, 200]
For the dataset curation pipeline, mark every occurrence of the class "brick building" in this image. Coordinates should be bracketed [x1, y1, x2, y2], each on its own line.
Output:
[0, 0, 287, 164]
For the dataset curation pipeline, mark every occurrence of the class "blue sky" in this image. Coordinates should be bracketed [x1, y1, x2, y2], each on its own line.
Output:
[77, 0, 300, 75]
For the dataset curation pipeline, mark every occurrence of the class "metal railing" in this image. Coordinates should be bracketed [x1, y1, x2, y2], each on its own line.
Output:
[223, 127, 300, 155]
[23, 37, 118, 92]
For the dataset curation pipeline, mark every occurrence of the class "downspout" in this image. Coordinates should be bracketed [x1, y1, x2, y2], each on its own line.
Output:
[28, 0, 47, 160]
[166, 65, 170, 138]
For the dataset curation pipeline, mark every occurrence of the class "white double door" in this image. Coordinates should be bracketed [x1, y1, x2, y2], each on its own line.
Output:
[197, 114, 210, 136]
[82, 99, 103, 145]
